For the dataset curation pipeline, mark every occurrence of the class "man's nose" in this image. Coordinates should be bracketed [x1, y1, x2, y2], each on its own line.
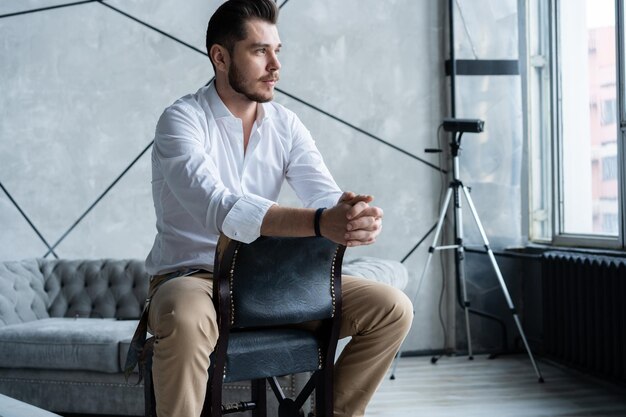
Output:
[268, 52, 281, 71]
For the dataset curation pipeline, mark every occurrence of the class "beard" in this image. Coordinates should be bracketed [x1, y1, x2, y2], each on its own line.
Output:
[228, 61, 276, 103]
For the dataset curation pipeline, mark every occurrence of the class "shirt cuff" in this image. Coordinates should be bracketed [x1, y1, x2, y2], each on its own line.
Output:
[221, 194, 276, 243]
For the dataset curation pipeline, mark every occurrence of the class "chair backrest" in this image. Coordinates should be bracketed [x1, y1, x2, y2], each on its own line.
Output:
[214, 235, 345, 329]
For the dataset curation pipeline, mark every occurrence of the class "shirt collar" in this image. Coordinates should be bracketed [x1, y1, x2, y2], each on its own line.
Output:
[207, 82, 275, 123]
[207, 82, 233, 120]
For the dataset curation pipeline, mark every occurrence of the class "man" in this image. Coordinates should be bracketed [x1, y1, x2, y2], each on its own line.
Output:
[144, 1, 413, 416]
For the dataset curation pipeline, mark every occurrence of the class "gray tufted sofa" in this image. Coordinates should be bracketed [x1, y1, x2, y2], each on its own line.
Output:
[0, 258, 150, 415]
[0, 257, 408, 416]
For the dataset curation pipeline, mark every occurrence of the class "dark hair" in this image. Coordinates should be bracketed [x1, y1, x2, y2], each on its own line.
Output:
[206, 0, 278, 67]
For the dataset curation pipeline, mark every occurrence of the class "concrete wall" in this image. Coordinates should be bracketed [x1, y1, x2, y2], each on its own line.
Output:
[0, 1, 448, 352]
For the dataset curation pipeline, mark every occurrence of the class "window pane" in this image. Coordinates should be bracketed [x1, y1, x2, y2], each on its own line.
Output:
[559, 0, 619, 236]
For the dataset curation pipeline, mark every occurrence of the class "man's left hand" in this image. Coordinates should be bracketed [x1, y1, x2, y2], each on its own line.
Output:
[337, 191, 384, 247]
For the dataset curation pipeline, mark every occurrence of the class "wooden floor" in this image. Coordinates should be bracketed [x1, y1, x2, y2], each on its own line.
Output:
[55, 355, 626, 417]
[365, 355, 626, 417]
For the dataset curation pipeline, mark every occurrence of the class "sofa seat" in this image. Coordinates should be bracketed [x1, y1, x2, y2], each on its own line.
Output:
[0, 318, 138, 373]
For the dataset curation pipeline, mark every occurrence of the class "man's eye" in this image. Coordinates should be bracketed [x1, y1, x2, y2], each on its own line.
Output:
[256, 49, 266, 54]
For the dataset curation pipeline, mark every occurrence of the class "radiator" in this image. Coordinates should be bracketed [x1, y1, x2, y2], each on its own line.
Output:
[542, 251, 626, 383]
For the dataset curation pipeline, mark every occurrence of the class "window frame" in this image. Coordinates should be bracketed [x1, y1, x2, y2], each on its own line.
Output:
[525, 0, 555, 244]
[527, 0, 626, 249]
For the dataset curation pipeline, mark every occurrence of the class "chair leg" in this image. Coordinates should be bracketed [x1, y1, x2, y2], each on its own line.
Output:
[314, 369, 333, 417]
[201, 379, 212, 417]
[251, 379, 267, 417]
[269, 376, 306, 417]
[143, 347, 157, 417]
[205, 369, 222, 417]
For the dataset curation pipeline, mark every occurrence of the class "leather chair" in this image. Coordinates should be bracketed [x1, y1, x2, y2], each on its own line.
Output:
[144, 234, 346, 417]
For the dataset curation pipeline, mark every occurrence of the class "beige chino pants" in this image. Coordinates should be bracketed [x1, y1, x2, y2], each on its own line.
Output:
[148, 273, 413, 417]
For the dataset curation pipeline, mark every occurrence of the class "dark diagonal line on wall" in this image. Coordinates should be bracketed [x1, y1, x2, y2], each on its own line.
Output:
[276, 88, 445, 173]
[0, 0, 98, 19]
[97, 1, 208, 56]
[400, 222, 437, 263]
[0, 182, 59, 258]
[43, 141, 154, 258]
[278, 0, 291, 9]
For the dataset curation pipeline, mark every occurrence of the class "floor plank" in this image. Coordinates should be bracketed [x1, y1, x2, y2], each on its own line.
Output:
[366, 355, 626, 417]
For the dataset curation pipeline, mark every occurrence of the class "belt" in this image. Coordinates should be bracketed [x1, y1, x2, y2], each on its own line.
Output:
[124, 268, 212, 383]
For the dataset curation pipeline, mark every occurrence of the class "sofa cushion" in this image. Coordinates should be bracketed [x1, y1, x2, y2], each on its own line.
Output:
[343, 256, 408, 290]
[0, 260, 49, 326]
[0, 318, 138, 373]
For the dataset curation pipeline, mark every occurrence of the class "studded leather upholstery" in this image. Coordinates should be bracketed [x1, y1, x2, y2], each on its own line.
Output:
[224, 329, 320, 383]
[202, 235, 345, 417]
[228, 236, 339, 329]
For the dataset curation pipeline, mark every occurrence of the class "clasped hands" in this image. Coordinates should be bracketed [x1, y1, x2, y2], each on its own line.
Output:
[321, 191, 383, 247]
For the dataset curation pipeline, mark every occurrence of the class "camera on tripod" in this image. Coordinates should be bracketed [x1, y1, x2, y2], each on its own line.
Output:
[442, 118, 484, 133]
[425, 118, 485, 154]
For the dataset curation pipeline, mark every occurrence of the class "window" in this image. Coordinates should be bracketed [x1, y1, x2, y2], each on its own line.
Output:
[603, 212, 619, 232]
[602, 155, 618, 180]
[527, 0, 625, 247]
[601, 98, 617, 125]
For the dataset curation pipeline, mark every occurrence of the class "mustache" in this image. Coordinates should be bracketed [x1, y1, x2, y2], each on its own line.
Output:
[260, 75, 280, 82]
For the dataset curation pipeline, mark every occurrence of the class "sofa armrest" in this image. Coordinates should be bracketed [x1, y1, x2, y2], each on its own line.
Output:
[0, 260, 49, 327]
[342, 256, 408, 290]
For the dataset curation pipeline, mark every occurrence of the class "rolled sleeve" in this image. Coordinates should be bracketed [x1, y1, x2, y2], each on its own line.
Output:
[314, 191, 344, 209]
[222, 194, 276, 243]
[286, 114, 342, 208]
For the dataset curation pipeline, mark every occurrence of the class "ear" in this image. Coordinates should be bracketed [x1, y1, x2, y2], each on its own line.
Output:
[209, 44, 229, 73]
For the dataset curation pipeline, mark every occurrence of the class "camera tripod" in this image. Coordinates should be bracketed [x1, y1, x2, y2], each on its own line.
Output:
[391, 130, 544, 383]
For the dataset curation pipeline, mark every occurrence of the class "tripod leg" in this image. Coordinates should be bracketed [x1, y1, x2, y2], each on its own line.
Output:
[453, 184, 474, 360]
[461, 186, 545, 382]
[389, 187, 454, 379]
[457, 244, 474, 360]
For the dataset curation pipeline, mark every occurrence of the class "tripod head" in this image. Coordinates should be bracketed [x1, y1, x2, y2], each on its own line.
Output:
[424, 118, 485, 157]
[443, 118, 484, 157]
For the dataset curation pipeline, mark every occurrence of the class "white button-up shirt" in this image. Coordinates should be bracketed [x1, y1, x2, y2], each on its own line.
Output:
[145, 83, 342, 275]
